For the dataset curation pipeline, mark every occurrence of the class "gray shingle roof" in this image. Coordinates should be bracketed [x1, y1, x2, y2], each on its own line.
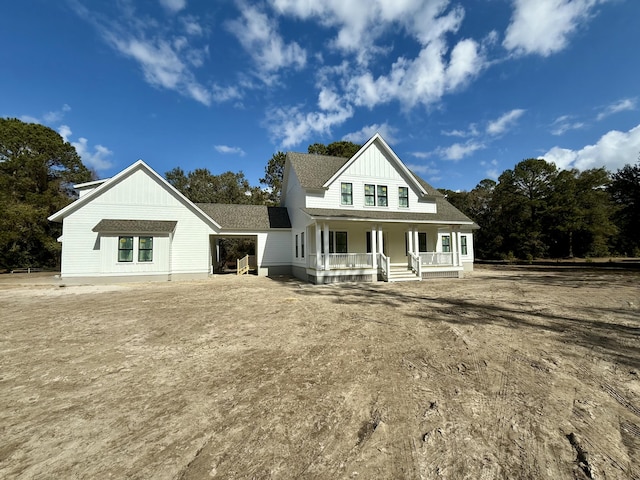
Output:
[92, 219, 178, 233]
[196, 204, 291, 230]
[286, 152, 350, 189]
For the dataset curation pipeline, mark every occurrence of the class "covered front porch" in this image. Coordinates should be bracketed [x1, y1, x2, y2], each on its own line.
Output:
[301, 220, 466, 284]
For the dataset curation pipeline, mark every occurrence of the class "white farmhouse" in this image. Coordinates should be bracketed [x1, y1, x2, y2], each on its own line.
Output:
[49, 133, 477, 283]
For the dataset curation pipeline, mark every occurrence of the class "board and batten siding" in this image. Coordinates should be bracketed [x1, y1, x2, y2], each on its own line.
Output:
[60, 168, 217, 278]
[305, 142, 437, 213]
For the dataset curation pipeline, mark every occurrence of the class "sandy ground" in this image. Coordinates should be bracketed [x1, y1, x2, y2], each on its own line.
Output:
[0, 266, 639, 479]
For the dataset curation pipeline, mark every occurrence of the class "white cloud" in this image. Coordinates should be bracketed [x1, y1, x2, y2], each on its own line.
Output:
[214, 145, 246, 156]
[597, 97, 637, 121]
[342, 123, 398, 144]
[480, 159, 500, 179]
[437, 141, 485, 161]
[21, 104, 71, 126]
[347, 37, 486, 109]
[486, 109, 525, 135]
[227, 4, 306, 82]
[541, 124, 640, 171]
[71, 3, 241, 107]
[58, 125, 114, 171]
[550, 115, 585, 135]
[159, 0, 186, 13]
[406, 162, 440, 176]
[503, 0, 605, 57]
[43, 104, 71, 123]
[267, 89, 354, 148]
[58, 125, 72, 142]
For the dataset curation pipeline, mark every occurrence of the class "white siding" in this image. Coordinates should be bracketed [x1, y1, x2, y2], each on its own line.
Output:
[98, 235, 170, 274]
[306, 141, 437, 213]
[60, 168, 216, 278]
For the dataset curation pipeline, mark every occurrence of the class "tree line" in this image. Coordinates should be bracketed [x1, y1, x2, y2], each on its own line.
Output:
[442, 158, 640, 260]
[1, 117, 638, 270]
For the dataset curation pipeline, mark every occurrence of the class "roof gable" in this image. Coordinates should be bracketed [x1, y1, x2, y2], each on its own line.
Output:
[323, 133, 428, 196]
[48, 160, 221, 230]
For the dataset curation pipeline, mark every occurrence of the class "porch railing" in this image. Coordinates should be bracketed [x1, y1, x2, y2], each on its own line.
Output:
[420, 252, 453, 266]
[237, 254, 250, 275]
[378, 253, 390, 280]
[409, 252, 422, 276]
[308, 253, 374, 270]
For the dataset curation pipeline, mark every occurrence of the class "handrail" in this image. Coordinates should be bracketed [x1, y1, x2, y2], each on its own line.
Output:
[378, 252, 390, 280]
[409, 252, 422, 277]
[237, 254, 250, 275]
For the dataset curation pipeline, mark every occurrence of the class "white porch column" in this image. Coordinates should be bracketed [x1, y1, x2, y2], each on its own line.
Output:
[456, 227, 463, 267]
[315, 222, 321, 269]
[323, 223, 330, 270]
[371, 225, 377, 269]
[413, 228, 419, 254]
[450, 227, 458, 266]
[407, 227, 414, 254]
[377, 227, 384, 255]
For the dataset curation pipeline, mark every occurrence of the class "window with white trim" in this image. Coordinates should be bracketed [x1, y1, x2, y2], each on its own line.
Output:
[118, 236, 154, 263]
[399, 187, 409, 208]
[118, 236, 133, 262]
[364, 184, 375, 206]
[442, 235, 451, 253]
[377, 185, 388, 207]
[460, 235, 468, 255]
[341, 182, 352, 205]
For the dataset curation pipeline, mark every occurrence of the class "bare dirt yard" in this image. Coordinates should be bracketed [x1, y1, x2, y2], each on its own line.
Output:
[1, 266, 639, 479]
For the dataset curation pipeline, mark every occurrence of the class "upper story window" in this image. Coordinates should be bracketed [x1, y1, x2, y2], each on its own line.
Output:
[341, 182, 353, 205]
[364, 184, 375, 206]
[377, 185, 388, 207]
[399, 187, 409, 208]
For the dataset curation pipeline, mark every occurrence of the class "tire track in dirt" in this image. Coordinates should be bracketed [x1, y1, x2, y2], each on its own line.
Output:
[566, 358, 639, 479]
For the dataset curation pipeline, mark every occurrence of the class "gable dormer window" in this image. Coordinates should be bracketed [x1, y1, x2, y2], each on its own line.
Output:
[341, 182, 352, 205]
[399, 187, 409, 208]
[377, 185, 388, 207]
[364, 184, 375, 206]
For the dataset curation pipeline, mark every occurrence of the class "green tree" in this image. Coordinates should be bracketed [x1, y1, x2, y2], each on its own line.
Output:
[547, 168, 615, 257]
[0, 118, 92, 270]
[492, 159, 558, 259]
[309, 140, 361, 158]
[165, 167, 264, 204]
[608, 160, 640, 255]
[259, 151, 286, 205]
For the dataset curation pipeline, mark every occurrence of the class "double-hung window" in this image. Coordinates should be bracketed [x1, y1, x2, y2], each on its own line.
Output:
[301, 232, 305, 258]
[377, 185, 388, 207]
[138, 236, 153, 262]
[364, 184, 376, 206]
[442, 235, 451, 253]
[119, 236, 154, 263]
[118, 236, 134, 262]
[399, 187, 409, 208]
[460, 235, 468, 255]
[341, 182, 353, 205]
[295, 234, 299, 258]
[321, 231, 336, 254]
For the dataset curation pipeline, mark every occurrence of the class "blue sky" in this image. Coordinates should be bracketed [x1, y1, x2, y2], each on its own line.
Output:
[2, 0, 639, 191]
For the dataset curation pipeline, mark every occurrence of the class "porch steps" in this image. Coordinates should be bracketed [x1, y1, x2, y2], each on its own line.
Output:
[387, 264, 421, 282]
